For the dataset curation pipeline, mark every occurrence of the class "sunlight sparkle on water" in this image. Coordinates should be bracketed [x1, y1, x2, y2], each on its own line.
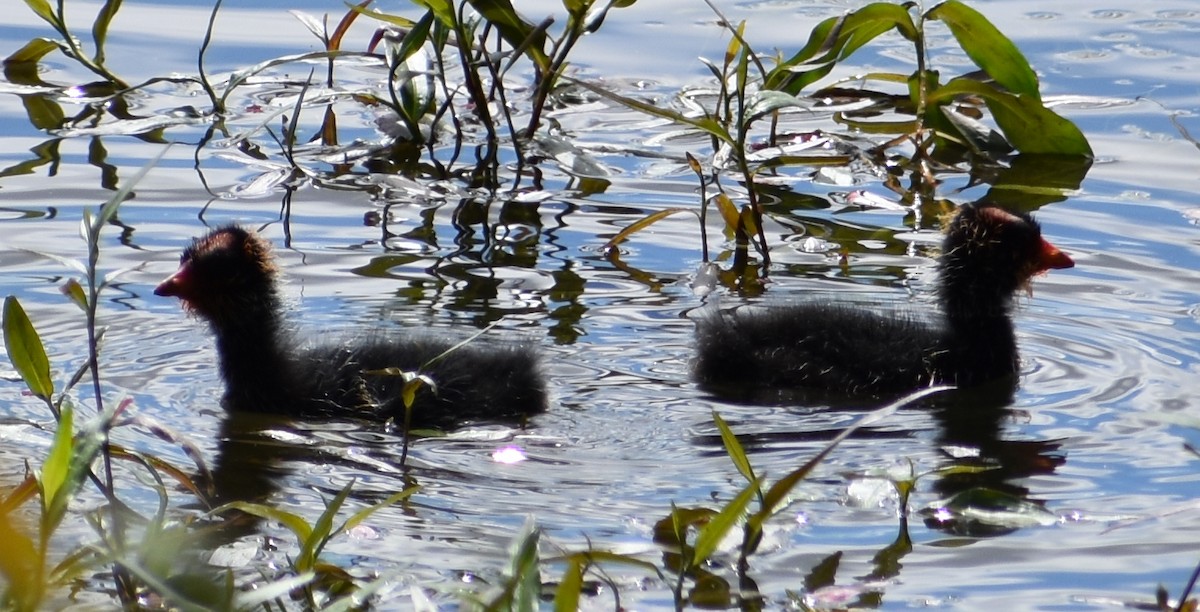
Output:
[492, 445, 527, 464]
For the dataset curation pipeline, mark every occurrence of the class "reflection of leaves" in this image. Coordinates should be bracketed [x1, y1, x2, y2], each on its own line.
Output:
[931, 77, 1091, 156]
[921, 487, 1058, 536]
[19, 95, 65, 131]
[4, 38, 61, 83]
[0, 139, 62, 180]
[982, 154, 1094, 209]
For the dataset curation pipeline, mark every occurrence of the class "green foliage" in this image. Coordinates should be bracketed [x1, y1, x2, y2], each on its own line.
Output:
[0, 0, 1104, 607]
[588, 1, 1092, 288]
[765, 0, 1089, 157]
[518, 388, 951, 609]
[215, 481, 417, 606]
[2, 297, 53, 402]
[11, 0, 127, 87]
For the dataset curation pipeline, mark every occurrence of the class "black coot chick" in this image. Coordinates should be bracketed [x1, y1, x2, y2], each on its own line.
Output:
[155, 226, 546, 426]
[693, 202, 1075, 395]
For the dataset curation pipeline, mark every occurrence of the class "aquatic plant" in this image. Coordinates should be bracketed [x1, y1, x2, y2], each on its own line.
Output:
[9, 0, 127, 89]
[586, 0, 1093, 286]
[466, 388, 948, 610]
[1, 157, 418, 609]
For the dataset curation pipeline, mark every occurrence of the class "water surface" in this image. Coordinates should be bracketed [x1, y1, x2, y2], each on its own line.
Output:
[2, 0, 1200, 609]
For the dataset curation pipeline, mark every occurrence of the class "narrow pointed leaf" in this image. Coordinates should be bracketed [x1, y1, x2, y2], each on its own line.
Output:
[566, 77, 734, 145]
[290, 10, 329, 43]
[341, 485, 418, 533]
[210, 501, 312, 542]
[761, 387, 950, 515]
[329, 0, 371, 51]
[0, 510, 38, 605]
[601, 208, 694, 254]
[715, 193, 739, 231]
[39, 404, 73, 517]
[348, 3, 418, 29]
[91, 0, 124, 66]
[60, 279, 88, 311]
[713, 411, 755, 485]
[302, 480, 354, 570]
[410, 0, 453, 27]
[692, 478, 760, 565]
[554, 557, 583, 611]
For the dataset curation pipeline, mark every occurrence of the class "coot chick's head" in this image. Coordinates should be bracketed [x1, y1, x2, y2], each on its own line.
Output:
[938, 202, 1074, 317]
[154, 226, 279, 326]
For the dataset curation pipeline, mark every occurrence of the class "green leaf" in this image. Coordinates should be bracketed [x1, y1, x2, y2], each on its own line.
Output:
[61, 279, 88, 311]
[932, 78, 1092, 156]
[744, 90, 810, 125]
[600, 208, 695, 255]
[18, 95, 65, 130]
[210, 501, 312, 543]
[91, 0, 124, 66]
[509, 517, 542, 612]
[558, 550, 664, 579]
[927, 0, 1039, 100]
[554, 557, 583, 612]
[341, 485, 418, 534]
[691, 478, 759, 565]
[765, 3, 918, 94]
[0, 509, 40, 609]
[983, 153, 1093, 208]
[39, 404, 73, 516]
[401, 374, 434, 408]
[391, 10, 434, 67]
[3, 296, 53, 400]
[22, 0, 56, 26]
[5, 37, 61, 64]
[714, 193, 739, 232]
[299, 480, 353, 571]
[713, 411, 755, 485]
[466, 0, 550, 70]
[409, 0, 452, 28]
